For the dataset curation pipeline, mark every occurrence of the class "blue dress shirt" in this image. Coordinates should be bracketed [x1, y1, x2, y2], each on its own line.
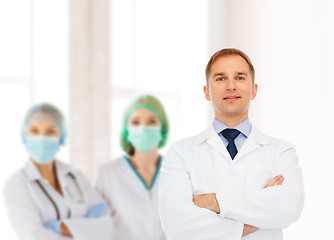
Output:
[213, 118, 252, 151]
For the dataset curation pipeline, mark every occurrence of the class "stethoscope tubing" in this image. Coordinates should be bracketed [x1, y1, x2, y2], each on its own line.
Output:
[36, 180, 61, 220]
[36, 172, 84, 220]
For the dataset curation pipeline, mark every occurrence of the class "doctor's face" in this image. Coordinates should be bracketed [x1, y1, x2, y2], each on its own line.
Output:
[26, 121, 60, 138]
[204, 55, 258, 121]
[128, 108, 161, 127]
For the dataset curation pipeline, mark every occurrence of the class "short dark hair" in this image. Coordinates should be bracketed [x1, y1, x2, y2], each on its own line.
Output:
[205, 48, 255, 83]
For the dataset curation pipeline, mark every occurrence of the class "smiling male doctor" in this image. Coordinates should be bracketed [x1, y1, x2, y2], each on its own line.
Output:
[158, 48, 304, 239]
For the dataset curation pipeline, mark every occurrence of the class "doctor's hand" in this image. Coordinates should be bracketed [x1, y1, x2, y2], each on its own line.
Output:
[44, 220, 73, 237]
[60, 223, 73, 237]
[242, 224, 259, 236]
[85, 202, 109, 218]
[242, 174, 284, 237]
[192, 175, 285, 214]
[193, 193, 220, 214]
[265, 174, 284, 188]
[44, 220, 61, 234]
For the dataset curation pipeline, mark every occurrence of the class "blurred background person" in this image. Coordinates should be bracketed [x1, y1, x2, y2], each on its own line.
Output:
[3, 103, 113, 240]
[96, 95, 169, 240]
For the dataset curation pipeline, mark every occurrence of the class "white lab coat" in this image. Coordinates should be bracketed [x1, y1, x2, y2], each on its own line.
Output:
[96, 156, 167, 240]
[3, 159, 113, 240]
[158, 126, 304, 240]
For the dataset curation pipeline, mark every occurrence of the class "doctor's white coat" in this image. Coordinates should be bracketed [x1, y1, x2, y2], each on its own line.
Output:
[96, 156, 167, 240]
[158, 126, 304, 240]
[3, 160, 113, 240]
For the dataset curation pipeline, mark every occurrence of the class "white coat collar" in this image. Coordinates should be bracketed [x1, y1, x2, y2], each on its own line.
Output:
[23, 159, 42, 181]
[23, 159, 73, 182]
[197, 125, 270, 162]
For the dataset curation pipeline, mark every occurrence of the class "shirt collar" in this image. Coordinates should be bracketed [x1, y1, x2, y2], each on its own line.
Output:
[213, 118, 252, 138]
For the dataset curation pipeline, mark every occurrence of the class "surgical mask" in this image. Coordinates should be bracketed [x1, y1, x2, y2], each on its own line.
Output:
[25, 136, 60, 164]
[128, 126, 162, 152]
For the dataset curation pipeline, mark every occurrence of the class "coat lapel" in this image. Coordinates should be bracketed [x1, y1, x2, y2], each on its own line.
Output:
[233, 127, 270, 162]
[233, 130, 259, 162]
[202, 126, 270, 163]
[23, 159, 43, 181]
[205, 126, 231, 160]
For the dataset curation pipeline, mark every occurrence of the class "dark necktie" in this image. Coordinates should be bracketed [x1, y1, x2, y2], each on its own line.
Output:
[221, 129, 241, 160]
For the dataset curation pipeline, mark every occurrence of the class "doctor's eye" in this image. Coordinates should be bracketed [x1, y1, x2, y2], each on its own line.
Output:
[28, 128, 39, 134]
[148, 119, 157, 125]
[130, 120, 140, 126]
[46, 129, 57, 135]
[236, 76, 245, 80]
[217, 77, 225, 81]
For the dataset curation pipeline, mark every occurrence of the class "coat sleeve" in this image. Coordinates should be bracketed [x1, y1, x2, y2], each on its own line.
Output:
[158, 142, 244, 240]
[3, 174, 71, 240]
[63, 217, 113, 240]
[62, 170, 113, 240]
[216, 142, 305, 229]
[95, 164, 113, 206]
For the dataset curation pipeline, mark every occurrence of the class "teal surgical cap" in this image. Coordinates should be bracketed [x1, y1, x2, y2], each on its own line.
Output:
[21, 103, 67, 145]
[121, 95, 169, 156]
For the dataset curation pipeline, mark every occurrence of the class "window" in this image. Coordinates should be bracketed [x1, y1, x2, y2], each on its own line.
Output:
[109, 0, 210, 159]
[0, 1, 68, 238]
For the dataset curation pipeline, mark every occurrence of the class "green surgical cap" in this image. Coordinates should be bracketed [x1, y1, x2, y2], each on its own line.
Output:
[121, 95, 169, 156]
[21, 103, 67, 145]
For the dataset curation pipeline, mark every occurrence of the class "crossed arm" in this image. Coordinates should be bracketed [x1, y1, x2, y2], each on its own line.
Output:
[159, 142, 304, 239]
[193, 175, 284, 236]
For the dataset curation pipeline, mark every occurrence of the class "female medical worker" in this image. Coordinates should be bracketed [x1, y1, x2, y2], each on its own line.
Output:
[96, 95, 168, 240]
[3, 103, 113, 240]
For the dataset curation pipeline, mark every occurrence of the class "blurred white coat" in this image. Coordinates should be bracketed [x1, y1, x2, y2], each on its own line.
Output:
[96, 156, 167, 240]
[3, 160, 113, 240]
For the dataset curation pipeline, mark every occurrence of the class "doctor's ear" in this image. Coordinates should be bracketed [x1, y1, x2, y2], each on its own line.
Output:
[204, 85, 211, 101]
[251, 83, 258, 100]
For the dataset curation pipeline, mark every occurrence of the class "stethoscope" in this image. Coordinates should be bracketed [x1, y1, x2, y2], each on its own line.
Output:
[36, 172, 84, 220]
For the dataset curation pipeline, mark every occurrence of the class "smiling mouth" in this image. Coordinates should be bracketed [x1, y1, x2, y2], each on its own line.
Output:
[223, 96, 241, 100]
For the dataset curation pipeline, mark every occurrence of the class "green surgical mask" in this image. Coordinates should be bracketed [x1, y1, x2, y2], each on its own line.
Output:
[128, 126, 162, 152]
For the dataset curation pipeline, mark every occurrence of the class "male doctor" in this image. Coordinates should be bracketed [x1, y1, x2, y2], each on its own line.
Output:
[158, 48, 304, 239]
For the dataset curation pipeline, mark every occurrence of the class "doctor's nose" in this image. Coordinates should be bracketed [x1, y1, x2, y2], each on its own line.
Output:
[226, 79, 236, 91]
